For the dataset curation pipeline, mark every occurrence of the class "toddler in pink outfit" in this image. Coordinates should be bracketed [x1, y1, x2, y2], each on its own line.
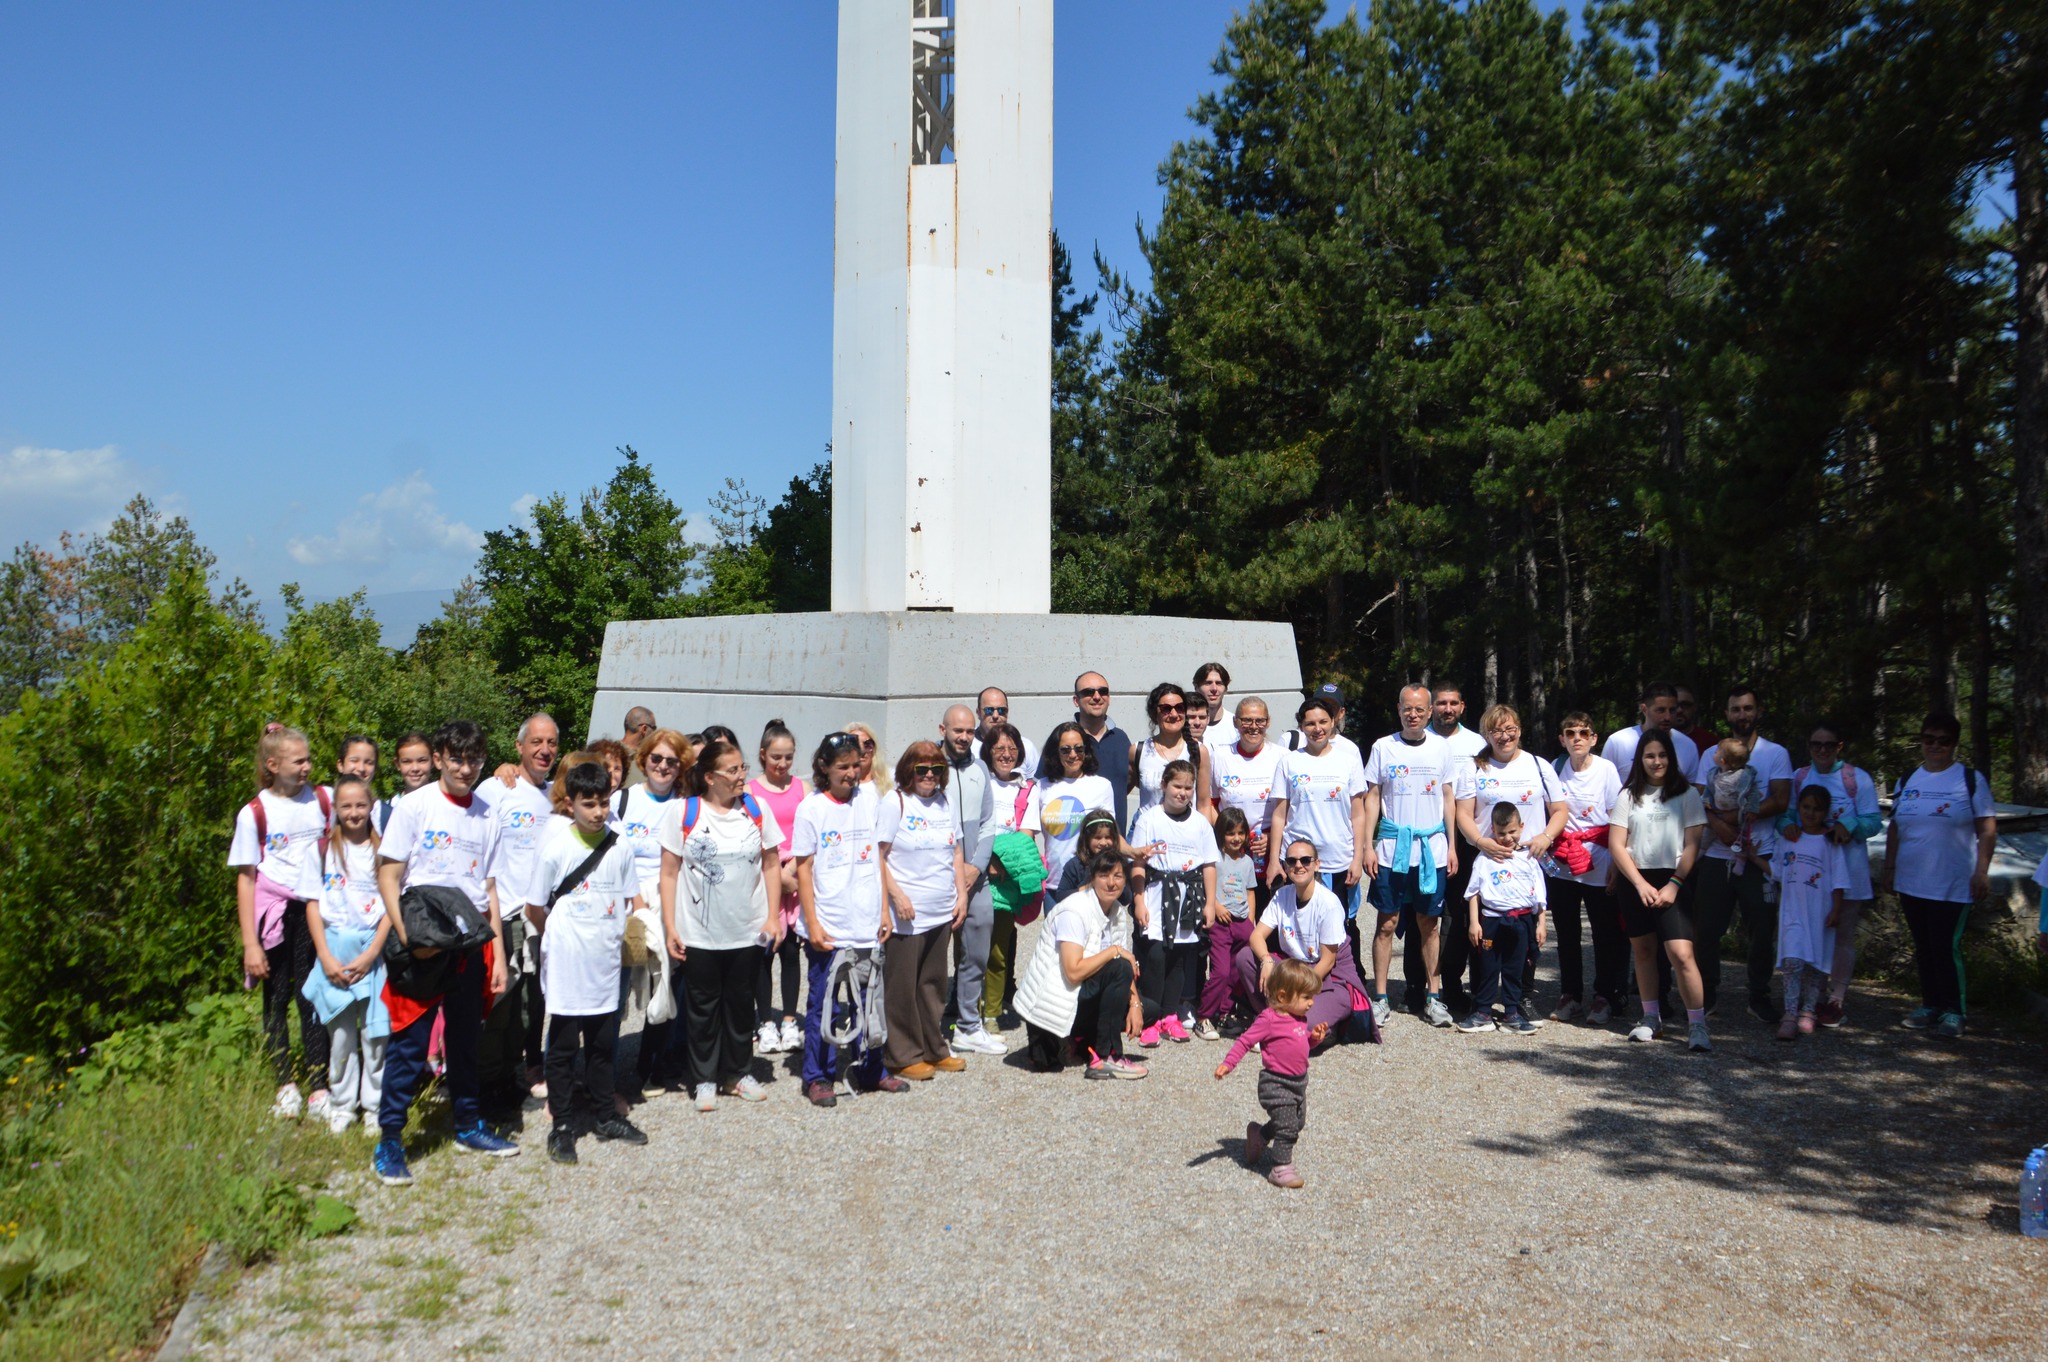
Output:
[1214, 956, 1329, 1188]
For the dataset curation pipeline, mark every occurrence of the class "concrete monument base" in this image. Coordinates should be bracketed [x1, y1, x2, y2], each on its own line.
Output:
[587, 612, 1303, 759]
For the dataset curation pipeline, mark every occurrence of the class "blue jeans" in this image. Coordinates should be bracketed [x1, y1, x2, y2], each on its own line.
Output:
[801, 944, 885, 1089]
[379, 951, 485, 1137]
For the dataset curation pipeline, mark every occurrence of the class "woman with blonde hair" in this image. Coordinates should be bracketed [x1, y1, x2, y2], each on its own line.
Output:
[845, 722, 891, 798]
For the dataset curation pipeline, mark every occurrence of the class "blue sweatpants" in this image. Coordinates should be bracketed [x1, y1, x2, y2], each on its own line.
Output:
[801, 944, 884, 1089]
[380, 952, 485, 1137]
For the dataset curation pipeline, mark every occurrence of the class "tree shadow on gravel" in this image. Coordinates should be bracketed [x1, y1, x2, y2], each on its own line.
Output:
[1463, 990, 2048, 1230]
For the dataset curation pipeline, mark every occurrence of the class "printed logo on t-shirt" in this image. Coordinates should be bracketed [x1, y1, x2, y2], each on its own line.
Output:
[622, 820, 653, 840]
[1041, 795, 1085, 839]
[506, 810, 539, 829]
[422, 830, 454, 850]
[324, 869, 346, 893]
[265, 831, 291, 854]
[1485, 866, 1518, 889]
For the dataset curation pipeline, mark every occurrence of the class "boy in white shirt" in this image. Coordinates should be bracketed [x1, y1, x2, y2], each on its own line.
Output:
[1458, 803, 1548, 1036]
[372, 721, 516, 1186]
[527, 760, 649, 1164]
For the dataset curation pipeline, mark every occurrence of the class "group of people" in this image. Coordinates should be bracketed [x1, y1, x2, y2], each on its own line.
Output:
[228, 666, 2011, 1192]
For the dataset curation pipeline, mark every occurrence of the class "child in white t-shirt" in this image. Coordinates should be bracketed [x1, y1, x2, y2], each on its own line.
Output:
[527, 760, 648, 1164]
[301, 776, 391, 1134]
[1128, 760, 1219, 1045]
[229, 723, 334, 1121]
[1460, 804, 1548, 1036]
[1773, 785, 1849, 1041]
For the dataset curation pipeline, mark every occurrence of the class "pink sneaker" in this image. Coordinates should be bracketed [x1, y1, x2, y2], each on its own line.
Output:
[1161, 1015, 1192, 1043]
[1797, 1012, 1817, 1035]
[1085, 1053, 1148, 1081]
[1776, 1015, 1799, 1041]
[1268, 1163, 1305, 1189]
[1139, 1023, 1163, 1049]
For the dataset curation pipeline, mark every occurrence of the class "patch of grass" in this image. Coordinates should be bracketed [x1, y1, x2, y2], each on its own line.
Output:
[390, 1252, 464, 1322]
[474, 1203, 533, 1257]
[0, 1033, 344, 1361]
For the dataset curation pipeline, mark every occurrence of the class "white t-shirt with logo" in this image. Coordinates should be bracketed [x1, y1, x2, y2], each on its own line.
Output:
[317, 837, 384, 929]
[1774, 833, 1848, 969]
[1363, 731, 1457, 871]
[1129, 803, 1220, 945]
[657, 798, 781, 950]
[791, 787, 884, 947]
[1466, 752, 1566, 846]
[475, 776, 552, 921]
[1259, 881, 1346, 963]
[877, 789, 961, 935]
[1890, 765, 1996, 903]
[1212, 741, 1283, 869]
[1272, 745, 1367, 873]
[1692, 735, 1793, 865]
[1545, 755, 1623, 886]
[989, 774, 1045, 836]
[610, 785, 677, 900]
[1037, 774, 1116, 892]
[1471, 849, 1548, 915]
[227, 786, 331, 900]
[381, 784, 503, 918]
[529, 820, 640, 1015]
[1791, 765, 1880, 899]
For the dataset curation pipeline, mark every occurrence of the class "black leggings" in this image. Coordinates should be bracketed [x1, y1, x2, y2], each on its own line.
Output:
[1548, 877, 1628, 1005]
[756, 930, 801, 1024]
[1901, 893, 1971, 1015]
[1025, 955, 1133, 1068]
[262, 903, 330, 1087]
[1136, 938, 1203, 1026]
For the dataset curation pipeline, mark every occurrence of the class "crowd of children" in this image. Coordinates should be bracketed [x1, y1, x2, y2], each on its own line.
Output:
[228, 672, 2016, 1193]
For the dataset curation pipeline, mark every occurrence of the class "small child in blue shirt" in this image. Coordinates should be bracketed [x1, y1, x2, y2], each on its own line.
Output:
[1459, 803, 1548, 1035]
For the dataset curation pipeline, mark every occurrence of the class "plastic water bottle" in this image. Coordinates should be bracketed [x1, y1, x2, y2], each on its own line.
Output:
[2023, 1147, 2048, 1238]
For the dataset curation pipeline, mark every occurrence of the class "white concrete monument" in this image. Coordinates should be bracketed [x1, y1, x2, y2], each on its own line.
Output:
[589, 0, 1301, 755]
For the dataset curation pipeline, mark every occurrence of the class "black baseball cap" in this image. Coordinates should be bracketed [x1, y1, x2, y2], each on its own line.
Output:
[1315, 682, 1346, 710]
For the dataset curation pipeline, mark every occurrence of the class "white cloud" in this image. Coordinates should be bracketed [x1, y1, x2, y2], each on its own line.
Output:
[0, 445, 146, 546]
[288, 471, 483, 567]
[510, 492, 539, 524]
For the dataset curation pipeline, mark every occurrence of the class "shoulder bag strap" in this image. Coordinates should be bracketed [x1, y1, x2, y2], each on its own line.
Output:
[547, 830, 619, 910]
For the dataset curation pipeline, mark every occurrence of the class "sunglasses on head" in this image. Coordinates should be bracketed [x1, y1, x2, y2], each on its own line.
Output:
[822, 732, 861, 754]
[1077, 686, 1109, 699]
[1281, 855, 1316, 869]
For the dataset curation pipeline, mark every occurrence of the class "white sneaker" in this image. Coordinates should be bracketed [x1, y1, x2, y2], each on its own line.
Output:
[729, 1074, 768, 1102]
[1370, 996, 1391, 1031]
[327, 1107, 355, 1135]
[362, 1111, 380, 1134]
[1586, 998, 1614, 1026]
[1551, 998, 1582, 1023]
[694, 1083, 718, 1112]
[756, 1021, 780, 1052]
[304, 1089, 332, 1120]
[951, 1027, 1007, 1056]
[271, 1083, 304, 1120]
[1628, 1015, 1662, 1043]
[778, 1019, 802, 1052]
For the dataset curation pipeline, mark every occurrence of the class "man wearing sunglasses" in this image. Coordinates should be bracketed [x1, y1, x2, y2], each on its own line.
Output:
[970, 686, 1039, 777]
[1072, 672, 1132, 832]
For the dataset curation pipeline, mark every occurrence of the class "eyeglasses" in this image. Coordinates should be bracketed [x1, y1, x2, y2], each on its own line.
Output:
[1057, 744, 1087, 756]
[1238, 718, 1269, 729]
[1918, 734, 1957, 747]
[912, 764, 944, 778]
[981, 706, 1007, 717]
[1157, 703, 1186, 716]
[1281, 855, 1316, 869]
[1077, 686, 1109, 699]
[1808, 740, 1841, 750]
[1489, 727, 1521, 738]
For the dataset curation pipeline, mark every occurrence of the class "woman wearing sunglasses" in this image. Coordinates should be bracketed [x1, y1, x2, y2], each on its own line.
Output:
[843, 722, 891, 799]
[878, 741, 971, 1080]
[1783, 722, 1881, 1028]
[1037, 721, 1117, 893]
[1238, 837, 1372, 1045]
[1880, 711, 1996, 1039]
[613, 728, 693, 1096]
[1128, 682, 1213, 832]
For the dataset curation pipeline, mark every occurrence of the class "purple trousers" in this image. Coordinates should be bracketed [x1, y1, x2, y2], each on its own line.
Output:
[1200, 919, 1258, 1019]
[1233, 939, 1377, 1042]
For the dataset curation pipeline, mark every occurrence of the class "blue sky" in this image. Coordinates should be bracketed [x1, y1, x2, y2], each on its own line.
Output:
[1, 0, 1257, 627]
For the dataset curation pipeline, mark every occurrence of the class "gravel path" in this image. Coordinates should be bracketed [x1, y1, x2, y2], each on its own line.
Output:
[198, 925, 2048, 1360]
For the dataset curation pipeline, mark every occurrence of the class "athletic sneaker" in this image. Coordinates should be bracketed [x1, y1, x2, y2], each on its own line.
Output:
[327, 1107, 355, 1136]
[1085, 1054, 1148, 1081]
[304, 1089, 332, 1121]
[805, 1081, 837, 1108]
[756, 1021, 780, 1052]
[1627, 1015, 1661, 1043]
[859, 1073, 912, 1094]
[1776, 1015, 1798, 1041]
[1814, 998, 1846, 1029]
[1455, 1012, 1496, 1034]
[1192, 1018, 1222, 1042]
[1370, 995, 1392, 1032]
[694, 1083, 718, 1112]
[593, 1116, 649, 1145]
[1901, 1007, 1938, 1030]
[1422, 997, 1454, 1028]
[271, 1083, 304, 1121]
[1268, 1164, 1305, 1189]
[454, 1122, 520, 1157]
[1687, 1022, 1712, 1053]
[1933, 1012, 1966, 1039]
[1161, 1015, 1192, 1043]
[1586, 997, 1614, 1026]
[1501, 1013, 1539, 1035]
[1550, 998, 1582, 1023]
[726, 1075, 768, 1102]
[951, 1027, 1006, 1056]
[546, 1128, 577, 1165]
[373, 1137, 413, 1186]
[361, 1111, 378, 1134]
[1138, 1022, 1164, 1049]
[778, 1018, 802, 1051]
[1244, 1120, 1267, 1165]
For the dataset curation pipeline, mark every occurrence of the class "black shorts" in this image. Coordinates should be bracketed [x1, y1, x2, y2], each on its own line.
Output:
[1618, 869, 1695, 944]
